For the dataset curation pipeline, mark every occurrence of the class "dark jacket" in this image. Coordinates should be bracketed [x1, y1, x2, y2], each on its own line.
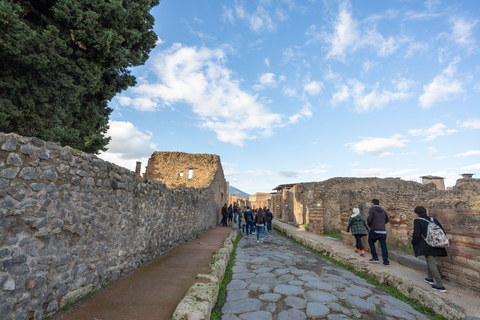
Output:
[367, 206, 389, 232]
[254, 214, 265, 226]
[347, 213, 369, 235]
[411, 214, 448, 257]
[265, 210, 273, 222]
[244, 209, 253, 222]
[221, 205, 227, 217]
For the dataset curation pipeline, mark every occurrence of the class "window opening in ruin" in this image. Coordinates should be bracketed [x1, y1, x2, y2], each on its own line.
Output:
[188, 169, 193, 180]
[179, 172, 184, 177]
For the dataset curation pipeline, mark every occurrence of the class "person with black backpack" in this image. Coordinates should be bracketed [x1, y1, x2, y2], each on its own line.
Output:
[411, 206, 448, 293]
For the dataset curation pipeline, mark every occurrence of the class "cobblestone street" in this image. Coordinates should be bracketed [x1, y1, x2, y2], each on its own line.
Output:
[221, 230, 430, 320]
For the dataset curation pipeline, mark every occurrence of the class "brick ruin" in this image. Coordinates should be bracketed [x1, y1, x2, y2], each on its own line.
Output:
[271, 177, 480, 293]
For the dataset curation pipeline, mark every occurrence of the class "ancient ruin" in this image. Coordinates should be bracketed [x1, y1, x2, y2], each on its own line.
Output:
[0, 133, 227, 319]
[271, 176, 480, 294]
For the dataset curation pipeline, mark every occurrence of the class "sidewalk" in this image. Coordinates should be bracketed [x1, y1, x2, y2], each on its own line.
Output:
[273, 220, 480, 319]
[56, 226, 232, 320]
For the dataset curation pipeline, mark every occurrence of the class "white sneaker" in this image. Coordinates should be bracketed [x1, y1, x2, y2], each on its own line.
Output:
[257, 240, 259, 243]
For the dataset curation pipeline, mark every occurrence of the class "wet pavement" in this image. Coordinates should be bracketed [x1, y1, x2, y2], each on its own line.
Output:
[222, 230, 431, 320]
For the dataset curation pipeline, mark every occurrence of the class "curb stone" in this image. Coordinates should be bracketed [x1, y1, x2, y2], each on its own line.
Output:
[273, 220, 465, 320]
[172, 230, 239, 320]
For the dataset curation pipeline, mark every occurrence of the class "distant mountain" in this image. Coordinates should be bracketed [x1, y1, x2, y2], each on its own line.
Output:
[229, 186, 249, 198]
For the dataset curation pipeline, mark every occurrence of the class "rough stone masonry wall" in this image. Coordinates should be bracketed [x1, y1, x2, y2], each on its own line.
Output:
[276, 176, 480, 293]
[0, 133, 224, 320]
[144, 151, 222, 190]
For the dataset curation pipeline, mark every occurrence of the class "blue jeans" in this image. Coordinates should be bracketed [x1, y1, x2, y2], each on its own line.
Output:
[256, 224, 264, 241]
[246, 221, 254, 235]
[368, 230, 389, 263]
[234, 212, 237, 223]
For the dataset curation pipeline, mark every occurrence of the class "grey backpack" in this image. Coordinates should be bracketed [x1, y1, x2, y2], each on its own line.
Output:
[418, 217, 449, 248]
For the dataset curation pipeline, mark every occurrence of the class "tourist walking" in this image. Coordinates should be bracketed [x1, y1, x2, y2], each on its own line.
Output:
[244, 206, 254, 235]
[346, 205, 369, 257]
[233, 203, 239, 224]
[367, 199, 390, 266]
[411, 206, 448, 293]
[254, 208, 266, 243]
[227, 204, 233, 227]
[265, 208, 273, 231]
[221, 204, 228, 227]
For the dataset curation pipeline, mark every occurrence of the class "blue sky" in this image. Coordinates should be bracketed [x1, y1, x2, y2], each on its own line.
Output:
[99, 0, 480, 195]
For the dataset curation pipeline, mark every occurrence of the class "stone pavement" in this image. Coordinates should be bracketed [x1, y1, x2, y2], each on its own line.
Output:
[272, 221, 480, 320]
[221, 229, 432, 320]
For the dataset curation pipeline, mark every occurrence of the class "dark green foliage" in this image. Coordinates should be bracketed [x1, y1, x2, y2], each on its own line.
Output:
[0, 0, 159, 153]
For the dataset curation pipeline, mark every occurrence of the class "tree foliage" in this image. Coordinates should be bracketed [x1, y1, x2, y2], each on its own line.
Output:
[0, 0, 159, 153]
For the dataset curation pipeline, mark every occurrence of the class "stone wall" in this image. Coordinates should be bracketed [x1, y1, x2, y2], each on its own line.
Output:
[271, 176, 480, 293]
[0, 133, 227, 319]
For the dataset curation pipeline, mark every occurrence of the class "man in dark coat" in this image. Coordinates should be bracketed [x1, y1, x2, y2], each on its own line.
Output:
[265, 208, 273, 231]
[221, 204, 228, 227]
[411, 206, 448, 293]
[367, 198, 390, 266]
[244, 206, 254, 235]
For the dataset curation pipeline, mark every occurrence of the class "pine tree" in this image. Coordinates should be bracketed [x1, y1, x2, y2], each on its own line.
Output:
[0, 0, 160, 153]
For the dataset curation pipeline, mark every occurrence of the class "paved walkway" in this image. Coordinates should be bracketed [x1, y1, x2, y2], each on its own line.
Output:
[55, 226, 232, 320]
[222, 230, 432, 320]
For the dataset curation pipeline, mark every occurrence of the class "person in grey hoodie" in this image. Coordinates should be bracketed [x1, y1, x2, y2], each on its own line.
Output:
[367, 199, 390, 266]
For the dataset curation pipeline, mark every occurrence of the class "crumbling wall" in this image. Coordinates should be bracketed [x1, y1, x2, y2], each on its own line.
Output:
[271, 176, 480, 293]
[0, 133, 226, 319]
[144, 151, 221, 190]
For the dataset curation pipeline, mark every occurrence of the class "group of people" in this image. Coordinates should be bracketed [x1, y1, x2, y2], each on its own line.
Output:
[221, 203, 273, 243]
[346, 198, 448, 293]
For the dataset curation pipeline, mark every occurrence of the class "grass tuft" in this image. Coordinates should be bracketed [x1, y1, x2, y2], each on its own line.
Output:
[210, 233, 241, 320]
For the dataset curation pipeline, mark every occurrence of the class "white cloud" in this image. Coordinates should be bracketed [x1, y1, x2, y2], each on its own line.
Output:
[303, 81, 323, 96]
[259, 73, 277, 85]
[324, 2, 360, 61]
[405, 41, 429, 58]
[389, 168, 416, 176]
[283, 87, 297, 97]
[380, 152, 393, 157]
[459, 119, 480, 129]
[225, 4, 277, 33]
[347, 134, 408, 155]
[264, 58, 270, 67]
[449, 16, 478, 53]
[427, 147, 438, 154]
[119, 44, 286, 146]
[352, 168, 386, 177]
[362, 60, 378, 74]
[462, 164, 480, 170]
[287, 101, 313, 124]
[362, 28, 402, 57]
[408, 123, 457, 141]
[331, 78, 413, 112]
[155, 37, 165, 45]
[455, 150, 480, 157]
[99, 121, 157, 172]
[418, 57, 464, 108]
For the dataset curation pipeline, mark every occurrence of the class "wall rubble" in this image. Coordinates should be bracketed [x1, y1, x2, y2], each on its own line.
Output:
[0, 133, 226, 319]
